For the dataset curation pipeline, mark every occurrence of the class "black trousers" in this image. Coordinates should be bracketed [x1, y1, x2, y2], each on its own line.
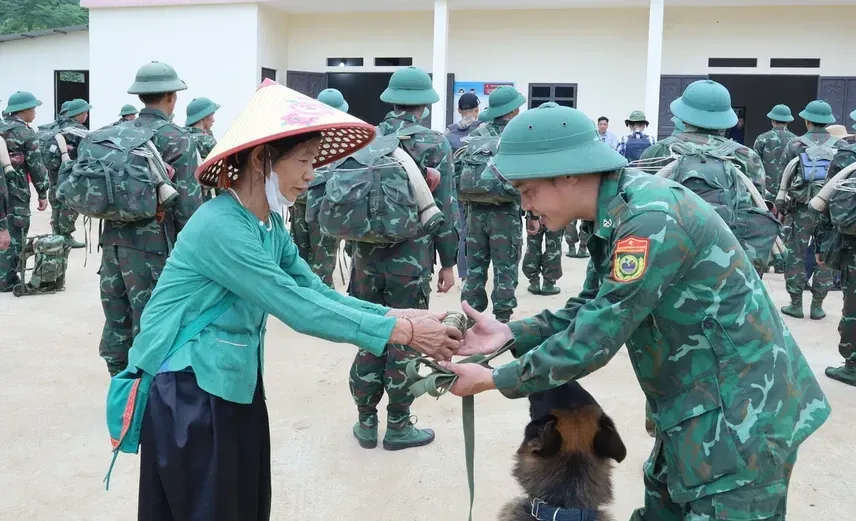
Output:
[138, 371, 271, 521]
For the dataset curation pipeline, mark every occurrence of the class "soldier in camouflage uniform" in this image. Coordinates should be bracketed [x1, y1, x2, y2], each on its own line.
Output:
[776, 100, 845, 321]
[98, 62, 204, 375]
[101, 104, 138, 129]
[523, 213, 563, 295]
[459, 86, 524, 323]
[817, 108, 856, 387]
[287, 89, 346, 287]
[349, 67, 459, 450]
[49, 98, 91, 249]
[0, 97, 8, 253]
[0, 91, 50, 292]
[446, 93, 482, 280]
[185, 97, 221, 202]
[564, 220, 590, 258]
[444, 104, 831, 521]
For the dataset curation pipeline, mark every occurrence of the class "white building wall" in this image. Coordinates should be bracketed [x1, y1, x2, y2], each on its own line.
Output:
[258, 4, 290, 83]
[88, 4, 260, 136]
[0, 31, 89, 128]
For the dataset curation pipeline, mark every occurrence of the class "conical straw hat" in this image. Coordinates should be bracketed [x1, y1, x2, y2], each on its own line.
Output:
[826, 124, 851, 140]
[196, 79, 376, 188]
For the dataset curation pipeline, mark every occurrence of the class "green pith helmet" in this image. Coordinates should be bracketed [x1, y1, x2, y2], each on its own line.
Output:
[380, 66, 440, 106]
[669, 80, 737, 131]
[767, 104, 794, 123]
[485, 102, 629, 182]
[850, 109, 856, 131]
[185, 97, 221, 126]
[64, 98, 92, 118]
[625, 110, 649, 126]
[5, 91, 42, 114]
[478, 86, 525, 122]
[119, 104, 138, 117]
[59, 101, 71, 116]
[316, 88, 349, 113]
[127, 61, 188, 95]
[799, 100, 836, 125]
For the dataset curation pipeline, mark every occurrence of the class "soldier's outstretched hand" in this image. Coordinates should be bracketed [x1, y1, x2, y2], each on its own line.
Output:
[37, 198, 48, 211]
[0, 229, 10, 251]
[457, 301, 513, 357]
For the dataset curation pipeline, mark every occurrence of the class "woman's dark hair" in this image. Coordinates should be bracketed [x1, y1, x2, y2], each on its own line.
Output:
[227, 131, 323, 172]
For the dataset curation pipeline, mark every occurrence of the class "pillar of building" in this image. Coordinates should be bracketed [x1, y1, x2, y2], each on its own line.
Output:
[431, 0, 449, 132]
[645, 0, 665, 138]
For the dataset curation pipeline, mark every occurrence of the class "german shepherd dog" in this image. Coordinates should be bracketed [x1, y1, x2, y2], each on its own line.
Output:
[499, 382, 627, 521]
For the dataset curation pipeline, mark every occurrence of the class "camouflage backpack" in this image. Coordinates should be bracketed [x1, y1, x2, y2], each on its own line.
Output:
[789, 135, 839, 203]
[316, 129, 423, 244]
[56, 122, 176, 222]
[38, 125, 88, 185]
[304, 160, 344, 225]
[665, 140, 781, 270]
[456, 129, 519, 204]
[12, 235, 70, 296]
[828, 147, 856, 236]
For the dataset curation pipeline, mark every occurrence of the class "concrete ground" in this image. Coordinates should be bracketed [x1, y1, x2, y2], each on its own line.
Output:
[0, 209, 852, 521]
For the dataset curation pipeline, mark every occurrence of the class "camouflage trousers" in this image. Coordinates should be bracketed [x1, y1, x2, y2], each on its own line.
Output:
[839, 246, 856, 363]
[48, 186, 78, 236]
[0, 211, 29, 290]
[98, 245, 166, 375]
[523, 227, 563, 283]
[784, 203, 832, 303]
[564, 220, 590, 248]
[461, 203, 522, 320]
[348, 271, 429, 416]
[457, 202, 469, 279]
[631, 437, 798, 521]
[290, 203, 338, 288]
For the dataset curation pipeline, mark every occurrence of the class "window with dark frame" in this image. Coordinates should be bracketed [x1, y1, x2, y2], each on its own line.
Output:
[326, 57, 364, 67]
[770, 58, 821, 69]
[528, 83, 578, 109]
[374, 57, 413, 67]
[261, 68, 277, 81]
[707, 58, 758, 68]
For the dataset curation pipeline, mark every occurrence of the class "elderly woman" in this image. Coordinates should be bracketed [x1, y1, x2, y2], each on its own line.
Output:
[127, 81, 460, 521]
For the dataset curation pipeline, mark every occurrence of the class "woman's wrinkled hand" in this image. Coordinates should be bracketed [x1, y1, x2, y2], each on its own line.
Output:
[390, 317, 462, 361]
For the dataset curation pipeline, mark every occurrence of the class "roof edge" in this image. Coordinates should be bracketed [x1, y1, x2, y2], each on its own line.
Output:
[0, 25, 89, 43]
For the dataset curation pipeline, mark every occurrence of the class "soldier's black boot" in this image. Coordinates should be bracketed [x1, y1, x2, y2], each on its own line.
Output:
[826, 362, 856, 387]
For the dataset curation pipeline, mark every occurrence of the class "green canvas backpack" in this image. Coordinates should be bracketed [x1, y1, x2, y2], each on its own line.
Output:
[56, 122, 177, 222]
[788, 135, 839, 203]
[316, 129, 425, 244]
[664, 140, 781, 271]
[828, 149, 856, 236]
[456, 132, 519, 204]
[304, 159, 344, 225]
[12, 234, 70, 296]
[39, 125, 88, 185]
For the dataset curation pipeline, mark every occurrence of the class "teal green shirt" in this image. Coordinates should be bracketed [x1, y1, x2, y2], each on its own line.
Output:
[127, 194, 396, 404]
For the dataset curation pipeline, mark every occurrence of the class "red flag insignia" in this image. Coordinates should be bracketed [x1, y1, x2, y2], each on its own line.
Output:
[612, 236, 649, 283]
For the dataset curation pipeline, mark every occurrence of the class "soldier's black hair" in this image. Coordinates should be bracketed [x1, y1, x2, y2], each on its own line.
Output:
[138, 93, 170, 105]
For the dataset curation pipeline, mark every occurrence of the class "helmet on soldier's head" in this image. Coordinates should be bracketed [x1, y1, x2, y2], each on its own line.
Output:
[185, 97, 221, 126]
[119, 104, 138, 117]
[59, 101, 71, 115]
[5, 91, 42, 114]
[478, 86, 526, 122]
[799, 100, 836, 125]
[64, 98, 92, 118]
[127, 61, 188, 95]
[380, 67, 440, 106]
[316, 88, 349, 113]
[485, 103, 628, 182]
[767, 104, 794, 123]
[669, 80, 737, 131]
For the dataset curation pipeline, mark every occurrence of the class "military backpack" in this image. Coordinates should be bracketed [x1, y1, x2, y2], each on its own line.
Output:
[828, 147, 856, 236]
[456, 131, 519, 205]
[664, 140, 781, 270]
[11, 234, 70, 296]
[622, 132, 652, 162]
[38, 125, 88, 185]
[789, 135, 839, 203]
[314, 127, 431, 244]
[56, 122, 177, 223]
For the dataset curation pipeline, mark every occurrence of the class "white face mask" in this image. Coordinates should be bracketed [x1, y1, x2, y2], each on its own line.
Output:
[265, 169, 293, 214]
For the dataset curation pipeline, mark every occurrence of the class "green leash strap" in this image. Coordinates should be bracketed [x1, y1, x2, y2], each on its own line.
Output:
[405, 339, 516, 521]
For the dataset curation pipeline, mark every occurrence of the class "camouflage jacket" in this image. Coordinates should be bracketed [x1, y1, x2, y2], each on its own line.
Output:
[57, 118, 89, 159]
[640, 129, 766, 195]
[99, 108, 204, 254]
[0, 115, 49, 222]
[185, 126, 217, 161]
[493, 168, 830, 503]
[0, 162, 7, 231]
[817, 145, 856, 254]
[353, 111, 459, 278]
[752, 127, 796, 197]
[778, 128, 847, 194]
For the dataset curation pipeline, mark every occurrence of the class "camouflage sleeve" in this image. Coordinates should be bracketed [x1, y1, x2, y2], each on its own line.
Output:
[737, 147, 765, 195]
[431, 136, 459, 268]
[507, 260, 600, 356]
[777, 139, 800, 176]
[639, 142, 670, 161]
[161, 129, 203, 232]
[493, 211, 696, 398]
[0, 168, 7, 231]
[752, 134, 766, 162]
[20, 127, 48, 199]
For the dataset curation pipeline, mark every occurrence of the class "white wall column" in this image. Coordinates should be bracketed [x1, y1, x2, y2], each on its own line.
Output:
[431, 0, 449, 132]
[644, 0, 665, 138]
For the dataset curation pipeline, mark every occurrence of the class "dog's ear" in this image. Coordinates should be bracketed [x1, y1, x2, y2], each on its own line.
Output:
[593, 413, 627, 463]
[520, 416, 562, 456]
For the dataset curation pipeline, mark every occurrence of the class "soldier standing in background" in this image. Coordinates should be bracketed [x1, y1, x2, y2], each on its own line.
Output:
[776, 100, 845, 321]
[49, 98, 91, 249]
[348, 67, 458, 451]
[97, 62, 203, 375]
[103, 104, 138, 128]
[523, 211, 563, 295]
[446, 92, 481, 281]
[564, 220, 590, 258]
[459, 86, 524, 323]
[0, 91, 49, 293]
[184, 97, 220, 201]
[754, 105, 796, 200]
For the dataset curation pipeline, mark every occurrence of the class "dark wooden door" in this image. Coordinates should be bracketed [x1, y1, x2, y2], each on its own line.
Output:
[817, 77, 856, 126]
[657, 75, 707, 140]
[286, 71, 327, 99]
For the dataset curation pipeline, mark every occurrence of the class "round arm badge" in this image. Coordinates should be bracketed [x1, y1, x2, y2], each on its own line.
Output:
[612, 236, 650, 283]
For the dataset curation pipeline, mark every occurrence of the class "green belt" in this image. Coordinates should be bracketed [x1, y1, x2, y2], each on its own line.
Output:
[405, 339, 516, 521]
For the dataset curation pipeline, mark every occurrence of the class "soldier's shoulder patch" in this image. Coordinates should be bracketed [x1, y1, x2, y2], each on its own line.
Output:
[612, 236, 649, 283]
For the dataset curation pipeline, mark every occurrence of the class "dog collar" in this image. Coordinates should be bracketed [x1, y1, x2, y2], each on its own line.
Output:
[530, 498, 598, 521]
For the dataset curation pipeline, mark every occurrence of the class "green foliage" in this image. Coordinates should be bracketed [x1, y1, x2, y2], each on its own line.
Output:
[0, 0, 88, 36]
